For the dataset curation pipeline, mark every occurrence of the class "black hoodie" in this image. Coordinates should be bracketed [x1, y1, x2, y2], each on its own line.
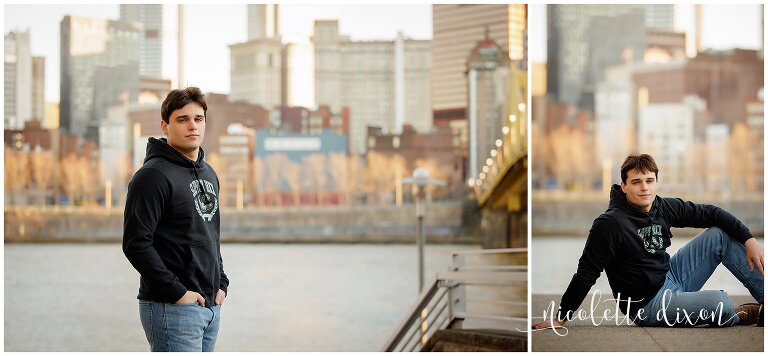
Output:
[123, 137, 229, 307]
[558, 184, 751, 318]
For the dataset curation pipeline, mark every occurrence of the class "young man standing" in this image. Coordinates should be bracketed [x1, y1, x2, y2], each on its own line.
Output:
[123, 87, 229, 351]
[533, 154, 763, 330]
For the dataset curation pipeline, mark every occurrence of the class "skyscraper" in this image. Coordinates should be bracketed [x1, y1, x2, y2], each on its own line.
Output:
[645, 4, 675, 29]
[431, 5, 526, 120]
[229, 39, 283, 108]
[546, 5, 673, 110]
[229, 4, 283, 109]
[4, 30, 33, 129]
[248, 4, 279, 40]
[119, 4, 182, 87]
[31, 56, 45, 123]
[60, 15, 140, 141]
[313, 20, 431, 155]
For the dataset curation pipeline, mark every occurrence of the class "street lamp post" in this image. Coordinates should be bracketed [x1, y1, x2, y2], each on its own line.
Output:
[402, 168, 445, 292]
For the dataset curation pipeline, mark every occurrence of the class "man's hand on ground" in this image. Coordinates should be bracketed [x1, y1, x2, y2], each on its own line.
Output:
[176, 291, 206, 306]
[745, 237, 764, 276]
[532, 318, 566, 330]
[215, 289, 226, 305]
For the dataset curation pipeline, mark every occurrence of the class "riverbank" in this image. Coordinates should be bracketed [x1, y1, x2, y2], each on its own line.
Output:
[5, 201, 481, 244]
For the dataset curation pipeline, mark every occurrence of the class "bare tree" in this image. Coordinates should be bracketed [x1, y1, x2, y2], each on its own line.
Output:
[281, 158, 302, 205]
[328, 152, 349, 206]
[59, 154, 80, 205]
[364, 152, 391, 204]
[76, 155, 99, 205]
[30, 149, 55, 205]
[252, 156, 266, 207]
[729, 122, 756, 197]
[5, 148, 31, 205]
[347, 154, 364, 205]
[303, 153, 328, 205]
[265, 153, 289, 207]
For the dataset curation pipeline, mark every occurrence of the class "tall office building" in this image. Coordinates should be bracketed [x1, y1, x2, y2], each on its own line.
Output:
[313, 20, 344, 113]
[5, 30, 33, 129]
[230, 4, 283, 109]
[248, 4, 279, 40]
[60, 15, 140, 141]
[431, 4, 526, 120]
[229, 39, 283, 108]
[313, 20, 431, 155]
[31, 56, 45, 122]
[466, 33, 510, 179]
[547, 5, 674, 109]
[120, 4, 182, 88]
[645, 4, 675, 29]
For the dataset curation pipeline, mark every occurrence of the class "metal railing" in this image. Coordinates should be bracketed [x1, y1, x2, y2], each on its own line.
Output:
[382, 248, 527, 352]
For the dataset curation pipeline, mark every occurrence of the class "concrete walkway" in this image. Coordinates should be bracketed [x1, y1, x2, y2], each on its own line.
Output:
[532, 294, 764, 352]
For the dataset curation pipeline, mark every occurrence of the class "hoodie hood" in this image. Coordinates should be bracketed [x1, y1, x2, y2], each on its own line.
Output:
[609, 183, 660, 216]
[144, 137, 205, 167]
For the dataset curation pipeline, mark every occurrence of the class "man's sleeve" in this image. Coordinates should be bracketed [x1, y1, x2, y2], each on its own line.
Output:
[122, 168, 188, 303]
[662, 197, 752, 244]
[558, 215, 620, 319]
[219, 249, 229, 295]
[213, 171, 229, 295]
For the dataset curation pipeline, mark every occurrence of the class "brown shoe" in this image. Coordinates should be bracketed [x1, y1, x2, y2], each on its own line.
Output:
[735, 303, 762, 325]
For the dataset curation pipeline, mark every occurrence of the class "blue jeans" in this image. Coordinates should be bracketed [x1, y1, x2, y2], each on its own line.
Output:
[633, 227, 764, 327]
[139, 300, 222, 351]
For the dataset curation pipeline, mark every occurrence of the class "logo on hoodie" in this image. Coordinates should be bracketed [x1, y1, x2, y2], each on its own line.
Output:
[637, 224, 664, 254]
[190, 179, 218, 221]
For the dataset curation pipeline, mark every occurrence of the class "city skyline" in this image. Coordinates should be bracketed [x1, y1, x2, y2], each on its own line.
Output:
[529, 4, 763, 63]
[4, 4, 432, 103]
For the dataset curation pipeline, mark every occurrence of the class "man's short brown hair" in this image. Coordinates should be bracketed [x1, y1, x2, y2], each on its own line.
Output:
[620, 154, 659, 183]
[161, 87, 207, 123]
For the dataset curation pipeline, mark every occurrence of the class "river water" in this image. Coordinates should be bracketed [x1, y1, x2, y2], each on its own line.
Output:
[4, 243, 479, 351]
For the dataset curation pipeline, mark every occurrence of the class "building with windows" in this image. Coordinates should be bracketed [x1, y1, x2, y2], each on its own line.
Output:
[431, 4, 526, 121]
[313, 20, 431, 154]
[5, 30, 45, 129]
[120, 4, 183, 87]
[60, 15, 140, 142]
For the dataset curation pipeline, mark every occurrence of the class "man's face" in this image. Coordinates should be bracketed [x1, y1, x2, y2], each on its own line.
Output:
[620, 168, 657, 212]
[161, 103, 205, 160]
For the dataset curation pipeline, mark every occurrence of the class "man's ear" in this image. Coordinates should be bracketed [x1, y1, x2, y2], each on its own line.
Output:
[160, 120, 168, 135]
[620, 181, 627, 193]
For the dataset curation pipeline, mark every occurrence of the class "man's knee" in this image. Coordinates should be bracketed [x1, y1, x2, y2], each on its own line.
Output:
[703, 227, 735, 252]
[705, 227, 728, 239]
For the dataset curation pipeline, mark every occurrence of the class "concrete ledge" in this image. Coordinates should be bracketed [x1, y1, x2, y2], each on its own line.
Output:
[422, 329, 527, 352]
[532, 294, 764, 352]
